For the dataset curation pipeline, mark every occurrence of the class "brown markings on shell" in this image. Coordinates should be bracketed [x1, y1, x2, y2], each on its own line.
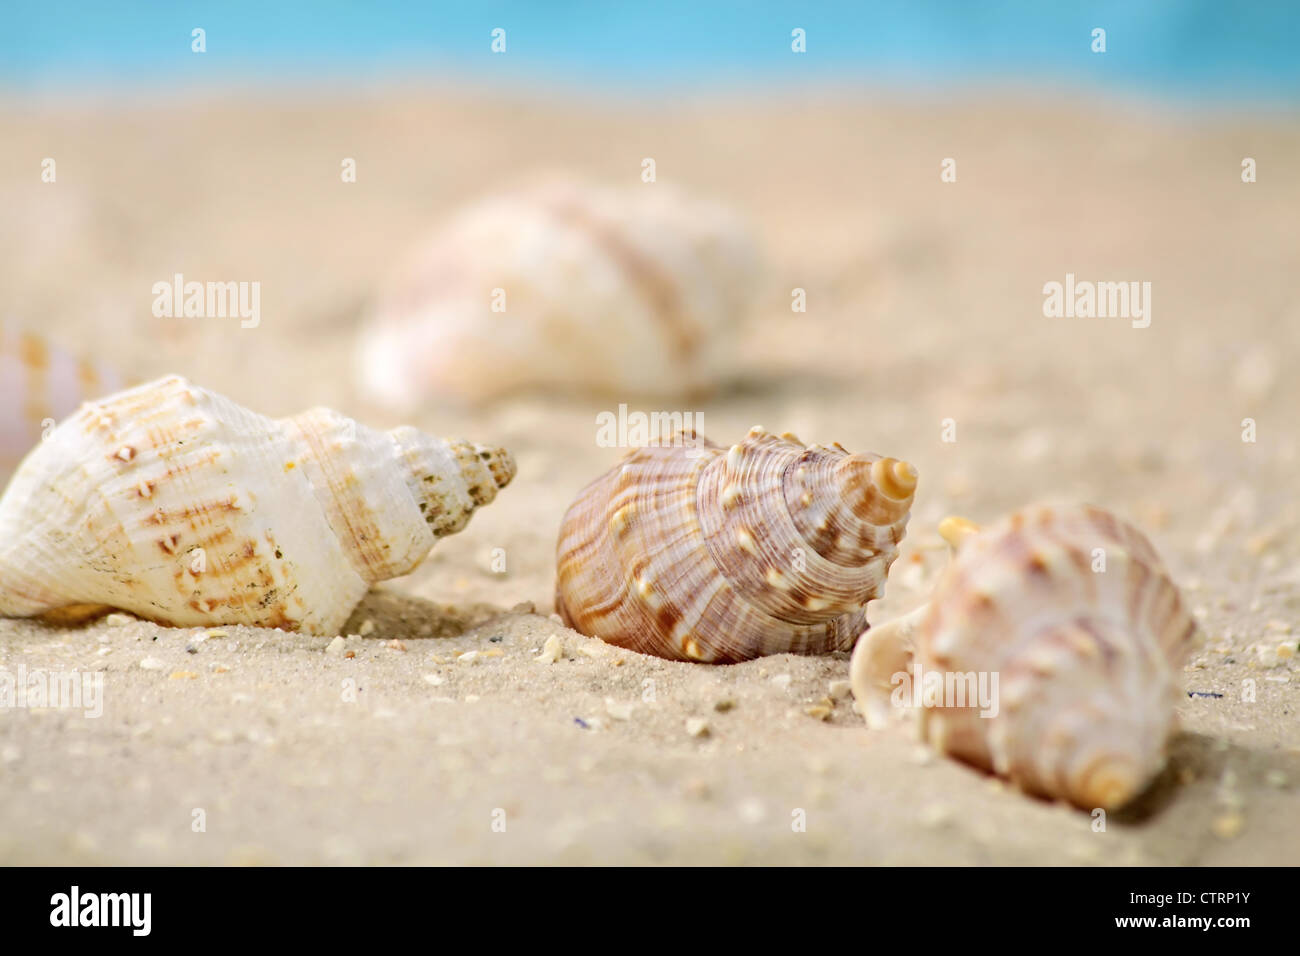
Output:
[284, 408, 391, 586]
[915, 503, 1200, 810]
[1, 374, 514, 632]
[537, 190, 702, 365]
[77, 379, 308, 629]
[555, 430, 915, 663]
[18, 331, 50, 443]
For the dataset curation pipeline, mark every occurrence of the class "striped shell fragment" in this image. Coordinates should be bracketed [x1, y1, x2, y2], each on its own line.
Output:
[850, 503, 1202, 810]
[0, 375, 515, 635]
[0, 322, 124, 478]
[555, 427, 917, 663]
[356, 179, 761, 408]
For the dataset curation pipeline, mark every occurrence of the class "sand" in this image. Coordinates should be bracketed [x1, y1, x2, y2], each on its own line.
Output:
[0, 88, 1297, 864]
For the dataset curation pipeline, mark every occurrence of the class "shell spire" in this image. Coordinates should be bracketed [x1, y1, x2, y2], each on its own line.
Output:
[0, 375, 514, 634]
[555, 428, 916, 663]
[851, 503, 1201, 810]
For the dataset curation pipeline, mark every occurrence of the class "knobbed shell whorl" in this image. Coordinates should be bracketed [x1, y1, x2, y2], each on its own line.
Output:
[356, 179, 760, 408]
[555, 427, 917, 663]
[0, 375, 515, 634]
[851, 503, 1201, 810]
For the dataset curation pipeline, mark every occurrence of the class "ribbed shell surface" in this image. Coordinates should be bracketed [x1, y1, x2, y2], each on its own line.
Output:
[555, 429, 916, 663]
[916, 503, 1200, 809]
[0, 375, 514, 634]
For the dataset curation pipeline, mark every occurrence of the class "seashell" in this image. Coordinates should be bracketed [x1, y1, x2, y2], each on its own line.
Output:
[850, 504, 1202, 810]
[1, 321, 124, 478]
[555, 427, 917, 663]
[0, 375, 515, 634]
[356, 179, 761, 408]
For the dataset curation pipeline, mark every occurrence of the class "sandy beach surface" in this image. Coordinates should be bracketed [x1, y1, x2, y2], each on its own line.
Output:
[1, 89, 1297, 864]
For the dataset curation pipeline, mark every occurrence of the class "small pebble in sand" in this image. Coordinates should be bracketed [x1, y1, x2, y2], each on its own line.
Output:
[770, 674, 792, 691]
[96, 647, 112, 656]
[204, 629, 228, 640]
[804, 754, 831, 776]
[686, 717, 710, 737]
[139, 657, 165, 671]
[168, 670, 198, 680]
[682, 778, 711, 800]
[358, 619, 376, 637]
[605, 698, 635, 721]
[828, 679, 852, 700]
[1211, 812, 1245, 840]
[1067, 841, 1102, 863]
[386, 639, 407, 652]
[325, 636, 347, 657]
[1276, 642, 1295, 661]
[578, 643, 606, 659]
[1245, 531, 1278, 557]
[105, 613, 135, 627]
[457, 650, 480, 665]
[538, 634, 564, 664]
[344, 650, 356, 659]
[422, 673, 445, 686]
[804, 704, 833, 721]
[510, 601, 536, 615]
[737, 798, 766, 824]
[713, 698, 736, 713]
[917, 803, 953, 829]
[1253, 645, 1281, 668]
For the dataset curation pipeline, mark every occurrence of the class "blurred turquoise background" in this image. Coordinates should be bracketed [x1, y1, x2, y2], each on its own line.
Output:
[3, 1, 1299, 104]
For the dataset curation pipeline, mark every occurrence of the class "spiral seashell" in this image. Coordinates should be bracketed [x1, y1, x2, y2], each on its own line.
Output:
[850, 503, 1202, 810]
[0, 375, 515, 634]
[356, 179, 761, 408]
[1, 321, 124, 478]
[555, 427, 917, 663]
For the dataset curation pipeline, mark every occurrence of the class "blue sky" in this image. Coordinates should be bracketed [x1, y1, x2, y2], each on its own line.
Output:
[2, 1, 1298, 103]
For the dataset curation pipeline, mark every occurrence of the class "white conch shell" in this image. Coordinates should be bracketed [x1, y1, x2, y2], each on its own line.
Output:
[1, 321, 124, 478]
[555, 427, 917, 663]
[0, 375, 515, 634]
[850, 504, 1201, 810]
[356, 179, 761, 408]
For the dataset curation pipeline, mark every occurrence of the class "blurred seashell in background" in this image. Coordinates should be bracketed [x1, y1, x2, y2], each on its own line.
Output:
[0, 321, 125, 479]
[851, 504, 1201, 810]
[0, 375, 515, 634]
[555, 426, 917, 663]
[356, 178, 761, 408]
